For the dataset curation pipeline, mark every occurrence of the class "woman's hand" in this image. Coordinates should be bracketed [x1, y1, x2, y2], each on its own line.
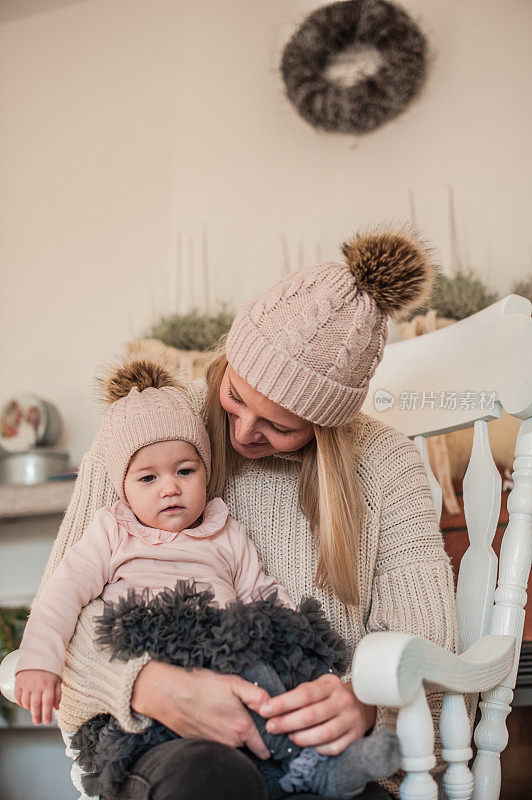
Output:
[257, 673, 376, 756]
[131, 661, 272, 760]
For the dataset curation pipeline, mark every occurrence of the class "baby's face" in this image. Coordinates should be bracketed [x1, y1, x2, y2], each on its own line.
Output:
[124, 440, 207, 532]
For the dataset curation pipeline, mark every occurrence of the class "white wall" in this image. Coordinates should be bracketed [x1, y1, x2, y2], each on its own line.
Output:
[1, 0, 531, 464]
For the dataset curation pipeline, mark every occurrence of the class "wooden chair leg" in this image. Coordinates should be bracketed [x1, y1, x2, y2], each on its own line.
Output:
[441, 692, 474, 800]
[471, 418, 532, 800]
[397, 687, 438, 800]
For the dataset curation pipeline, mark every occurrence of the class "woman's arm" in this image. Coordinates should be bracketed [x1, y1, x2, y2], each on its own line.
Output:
[367, 430, 460, 698]
[365, 429, 461, 796]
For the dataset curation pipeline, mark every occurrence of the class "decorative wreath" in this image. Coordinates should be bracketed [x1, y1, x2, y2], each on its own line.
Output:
[280, 0, 428, 135]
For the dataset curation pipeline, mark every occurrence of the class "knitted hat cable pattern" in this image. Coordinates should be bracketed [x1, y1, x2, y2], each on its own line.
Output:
[227, 226, 436, 426]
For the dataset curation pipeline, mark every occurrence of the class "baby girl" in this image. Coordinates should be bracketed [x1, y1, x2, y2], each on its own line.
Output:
[15, 360, 398, 800]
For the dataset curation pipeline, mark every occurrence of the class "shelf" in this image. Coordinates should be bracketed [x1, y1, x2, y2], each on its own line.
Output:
[0, 481, 74, 520]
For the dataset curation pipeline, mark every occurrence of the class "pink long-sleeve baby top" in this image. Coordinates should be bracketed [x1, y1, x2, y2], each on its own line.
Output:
[17, 497, 294, 677]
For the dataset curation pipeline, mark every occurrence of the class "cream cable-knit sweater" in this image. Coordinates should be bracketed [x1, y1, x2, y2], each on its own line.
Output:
[36, 379, 458, 797]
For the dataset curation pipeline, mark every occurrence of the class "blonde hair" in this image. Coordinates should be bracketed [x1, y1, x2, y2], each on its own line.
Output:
[204, 340, 364, 606]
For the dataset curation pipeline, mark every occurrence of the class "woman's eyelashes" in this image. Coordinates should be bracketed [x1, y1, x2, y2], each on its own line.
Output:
[227, 386, 243, 405]
[227, 386, 293, 436]
[269, 424, 291, 436]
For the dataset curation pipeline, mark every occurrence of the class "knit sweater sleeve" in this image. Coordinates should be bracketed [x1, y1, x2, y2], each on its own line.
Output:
[365, 426, 460, 797]
[35, 427, 151, 734]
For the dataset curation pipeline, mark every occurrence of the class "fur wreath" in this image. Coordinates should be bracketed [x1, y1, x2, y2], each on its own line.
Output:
[281, 0, 428, 135]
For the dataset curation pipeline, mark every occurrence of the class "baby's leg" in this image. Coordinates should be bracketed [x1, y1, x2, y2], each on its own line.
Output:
[240, 663, 400, 800]
[283, 729, 400, 798]
[240, 662, 302, 761]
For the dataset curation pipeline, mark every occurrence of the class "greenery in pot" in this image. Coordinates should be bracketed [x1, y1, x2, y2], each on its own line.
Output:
[0, 606, 29, 724]
[146, 305, 234, 352]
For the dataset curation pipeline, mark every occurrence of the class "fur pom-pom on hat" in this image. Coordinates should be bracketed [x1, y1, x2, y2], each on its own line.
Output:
[341, 227, 436, 321]
[100, 358, 178, 405]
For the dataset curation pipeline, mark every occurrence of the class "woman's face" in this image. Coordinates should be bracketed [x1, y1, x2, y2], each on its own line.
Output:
[219, 365, 315, 458]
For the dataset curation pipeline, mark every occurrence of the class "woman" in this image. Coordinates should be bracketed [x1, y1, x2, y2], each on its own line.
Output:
[38, 227, 458, 800]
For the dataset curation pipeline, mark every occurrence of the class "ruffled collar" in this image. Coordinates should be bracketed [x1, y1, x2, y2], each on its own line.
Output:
[111, 497, 230, 545]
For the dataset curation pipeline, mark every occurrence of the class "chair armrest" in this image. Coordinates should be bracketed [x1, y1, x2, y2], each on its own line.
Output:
[0, 649, 20, 704]
[351, 632, 515, 708]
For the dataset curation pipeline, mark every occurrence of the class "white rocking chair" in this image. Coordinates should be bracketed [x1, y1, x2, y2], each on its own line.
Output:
[354, 294, 532, 800]
[1, 295, 531, 800]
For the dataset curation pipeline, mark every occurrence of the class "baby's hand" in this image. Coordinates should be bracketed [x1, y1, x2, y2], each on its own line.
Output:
[15, 669, 61, 725]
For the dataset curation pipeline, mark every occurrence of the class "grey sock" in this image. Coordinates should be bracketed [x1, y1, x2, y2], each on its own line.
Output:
[303, 729, 401, 799]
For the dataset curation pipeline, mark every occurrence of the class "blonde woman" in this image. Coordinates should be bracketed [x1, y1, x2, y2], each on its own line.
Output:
[37, 228, 458, 800]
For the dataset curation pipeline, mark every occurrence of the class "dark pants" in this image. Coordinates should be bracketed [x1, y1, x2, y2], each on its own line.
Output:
[102, 738, 392, 800]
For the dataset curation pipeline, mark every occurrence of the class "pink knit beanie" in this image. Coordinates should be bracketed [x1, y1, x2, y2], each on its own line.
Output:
[101, 361, 211, 500]
[226, 227, 436, 427]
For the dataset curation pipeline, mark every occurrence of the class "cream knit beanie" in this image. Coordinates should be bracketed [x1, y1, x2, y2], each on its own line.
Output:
[101, 360, 211, 500]
[226, 227, 436, 427]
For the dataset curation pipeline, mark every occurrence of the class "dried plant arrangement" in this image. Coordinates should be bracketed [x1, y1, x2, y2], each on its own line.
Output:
[146, 305, 234, 352]
[428, 268, 500, 321]
[511, 274, 532, 304]
[404, 187, 500, 322]
[403, 268, 499, 323]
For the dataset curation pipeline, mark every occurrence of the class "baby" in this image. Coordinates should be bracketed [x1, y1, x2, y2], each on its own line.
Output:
[15, 359, 399, 800]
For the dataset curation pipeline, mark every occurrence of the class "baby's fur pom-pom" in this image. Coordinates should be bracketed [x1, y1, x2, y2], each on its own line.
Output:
[341, 226, 437, 320]
[99, 346, 179, 404]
